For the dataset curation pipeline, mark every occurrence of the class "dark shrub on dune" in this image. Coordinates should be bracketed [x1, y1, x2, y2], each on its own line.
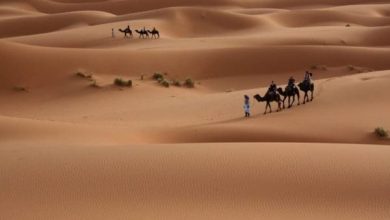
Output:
[172, 80, 181, 87]
[114, 78, 132, 87]
[152, 72, 164, 81]
[75, 71, 93, 80]
[159, 79, 170, 88]
[374, 127, 388, 138]
[184, 78, 195, 88]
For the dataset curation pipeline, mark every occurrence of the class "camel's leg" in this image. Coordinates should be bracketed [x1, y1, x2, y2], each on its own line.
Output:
[268, 102, 272, 113]
[282, 97, 286, 109]
[291, 95, 295, 107]
[288, 96, 292, 108]
[310, 90, 314, 101]
[297, 93, 300, 105]
[264, 102, 269, 114]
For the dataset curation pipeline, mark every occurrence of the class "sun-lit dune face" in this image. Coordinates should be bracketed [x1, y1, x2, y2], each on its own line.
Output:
[2, 142, 390, 220]
[0, 0, 390, 219]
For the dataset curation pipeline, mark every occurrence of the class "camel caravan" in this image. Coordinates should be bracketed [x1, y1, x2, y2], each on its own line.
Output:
[245, 71, 314, 116]
[114, 25, 160, 39]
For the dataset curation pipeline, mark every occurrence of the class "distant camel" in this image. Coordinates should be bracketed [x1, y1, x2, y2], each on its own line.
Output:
[253, 93, 282, 114]
[135, 29, 149, 39]
[118, 25, 132, 38]
[277, 86, 300, 108]
[298, 81, 314, 104]
[147, 27, 160, 38]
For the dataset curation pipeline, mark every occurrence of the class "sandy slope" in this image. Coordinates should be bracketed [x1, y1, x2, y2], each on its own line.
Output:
[1, 69, 389, 145]
[1, 0, 390, 219]
[1, 143, 390, 220]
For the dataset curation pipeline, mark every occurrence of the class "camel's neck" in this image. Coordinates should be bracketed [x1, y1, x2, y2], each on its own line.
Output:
[254, 95, 264, 102]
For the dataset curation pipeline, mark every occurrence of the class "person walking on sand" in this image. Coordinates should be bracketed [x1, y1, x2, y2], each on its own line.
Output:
[244, 95, 251, 117]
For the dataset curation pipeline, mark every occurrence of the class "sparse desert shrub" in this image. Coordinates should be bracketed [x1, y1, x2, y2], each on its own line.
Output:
[374, 127, 388, 138]
[90, 80, 101, 88]
[75, 71, 92, 80]
[172, 80, 181, 87]
[13, 86, 28, 92]
[159, 79, 170, 88]
[346, 24, 351, 27]
[152, 72, 164, 81]
[114, 78, 132, 87]
[184, 78, 195, 88]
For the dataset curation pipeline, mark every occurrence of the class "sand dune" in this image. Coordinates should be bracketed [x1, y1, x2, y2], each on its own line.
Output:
[1, 0, 389, 219]
[1, 143, 390, 219]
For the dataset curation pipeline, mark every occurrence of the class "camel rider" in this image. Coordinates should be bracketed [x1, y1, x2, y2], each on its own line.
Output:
[268, 81, 277, 96]
[288, 76, 295, 88]
[304, 71, 312, 85]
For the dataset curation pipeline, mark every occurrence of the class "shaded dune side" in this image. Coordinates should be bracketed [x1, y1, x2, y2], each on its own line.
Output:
[0, 115, 149, 145]
[0, 6, 42, 18]
[0, 11, 115, 38]
[269, 9, 390, 27]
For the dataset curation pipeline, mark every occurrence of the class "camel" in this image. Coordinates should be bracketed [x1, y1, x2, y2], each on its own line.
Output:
[277, 86, 300, 108]
[147, 27, 160, 38]
[135, 29, 149, 39]
[298, 81, 314, 104]
[253, 92, 282, 114]
[118, 25, 132, 38]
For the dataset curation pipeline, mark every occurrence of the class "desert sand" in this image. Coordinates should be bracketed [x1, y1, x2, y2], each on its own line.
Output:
[1, 0, 390, 219]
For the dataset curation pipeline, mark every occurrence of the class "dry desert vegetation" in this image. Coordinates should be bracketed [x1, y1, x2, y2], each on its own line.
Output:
[1, 0, 390, 219]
